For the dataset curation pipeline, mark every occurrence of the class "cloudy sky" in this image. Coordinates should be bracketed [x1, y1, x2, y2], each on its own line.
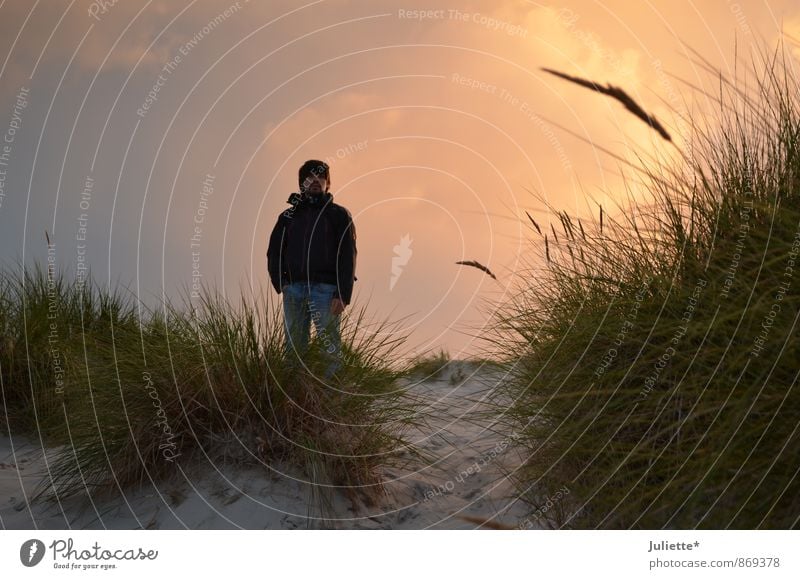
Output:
[0, 0, 798, 357]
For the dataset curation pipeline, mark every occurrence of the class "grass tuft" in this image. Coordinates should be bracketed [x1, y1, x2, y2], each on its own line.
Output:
[0, 269, 414, 508]
[491, 49, 800, 529]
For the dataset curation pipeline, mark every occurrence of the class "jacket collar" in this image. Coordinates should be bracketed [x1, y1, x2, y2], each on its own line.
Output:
[286, 191, 333, 206]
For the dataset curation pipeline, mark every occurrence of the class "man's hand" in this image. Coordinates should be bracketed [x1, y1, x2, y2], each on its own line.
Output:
[331, 297, 346, 316]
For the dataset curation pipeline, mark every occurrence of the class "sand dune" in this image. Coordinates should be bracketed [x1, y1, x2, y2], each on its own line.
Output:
[1, 363, 534, 530]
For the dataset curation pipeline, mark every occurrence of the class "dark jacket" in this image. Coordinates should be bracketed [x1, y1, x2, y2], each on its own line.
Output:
[267, 191, 357, 304]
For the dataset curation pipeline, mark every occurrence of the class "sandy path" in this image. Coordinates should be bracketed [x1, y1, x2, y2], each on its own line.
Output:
[375, 362, 530, 529]
[0, 363, 533, 529]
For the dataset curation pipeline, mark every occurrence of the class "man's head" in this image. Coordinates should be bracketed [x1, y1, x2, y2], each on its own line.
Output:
[298, 159, 330, 194]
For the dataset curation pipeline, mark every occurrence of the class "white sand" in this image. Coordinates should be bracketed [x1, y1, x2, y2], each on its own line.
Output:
[1, 363, 536, 529]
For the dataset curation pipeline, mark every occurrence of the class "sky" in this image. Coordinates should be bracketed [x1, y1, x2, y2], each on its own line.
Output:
[0, 0, 798, 358]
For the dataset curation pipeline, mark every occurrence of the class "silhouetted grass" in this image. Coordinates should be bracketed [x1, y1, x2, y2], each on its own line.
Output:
[0, 268, 415, 506]
[491, 50, 800, 529]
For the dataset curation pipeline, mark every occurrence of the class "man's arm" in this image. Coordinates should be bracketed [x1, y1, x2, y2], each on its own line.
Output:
[334, 207, 357, 305]
[267, 214, 287, 293]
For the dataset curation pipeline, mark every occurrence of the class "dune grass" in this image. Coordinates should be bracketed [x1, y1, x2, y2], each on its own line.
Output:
[492, 51, 800, 528]
[405, 348, 451, 381]
[0, 267, 415, 507]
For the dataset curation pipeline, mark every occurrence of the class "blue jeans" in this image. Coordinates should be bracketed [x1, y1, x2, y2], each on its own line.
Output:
[282, 282, 341, 378]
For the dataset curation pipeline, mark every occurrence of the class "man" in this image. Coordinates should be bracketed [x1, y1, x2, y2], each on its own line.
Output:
[267, 159, 357, 378]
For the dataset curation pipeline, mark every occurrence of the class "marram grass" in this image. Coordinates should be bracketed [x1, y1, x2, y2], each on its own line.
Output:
[0, 268, 415, 508]
[492, 52, 800, 529]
